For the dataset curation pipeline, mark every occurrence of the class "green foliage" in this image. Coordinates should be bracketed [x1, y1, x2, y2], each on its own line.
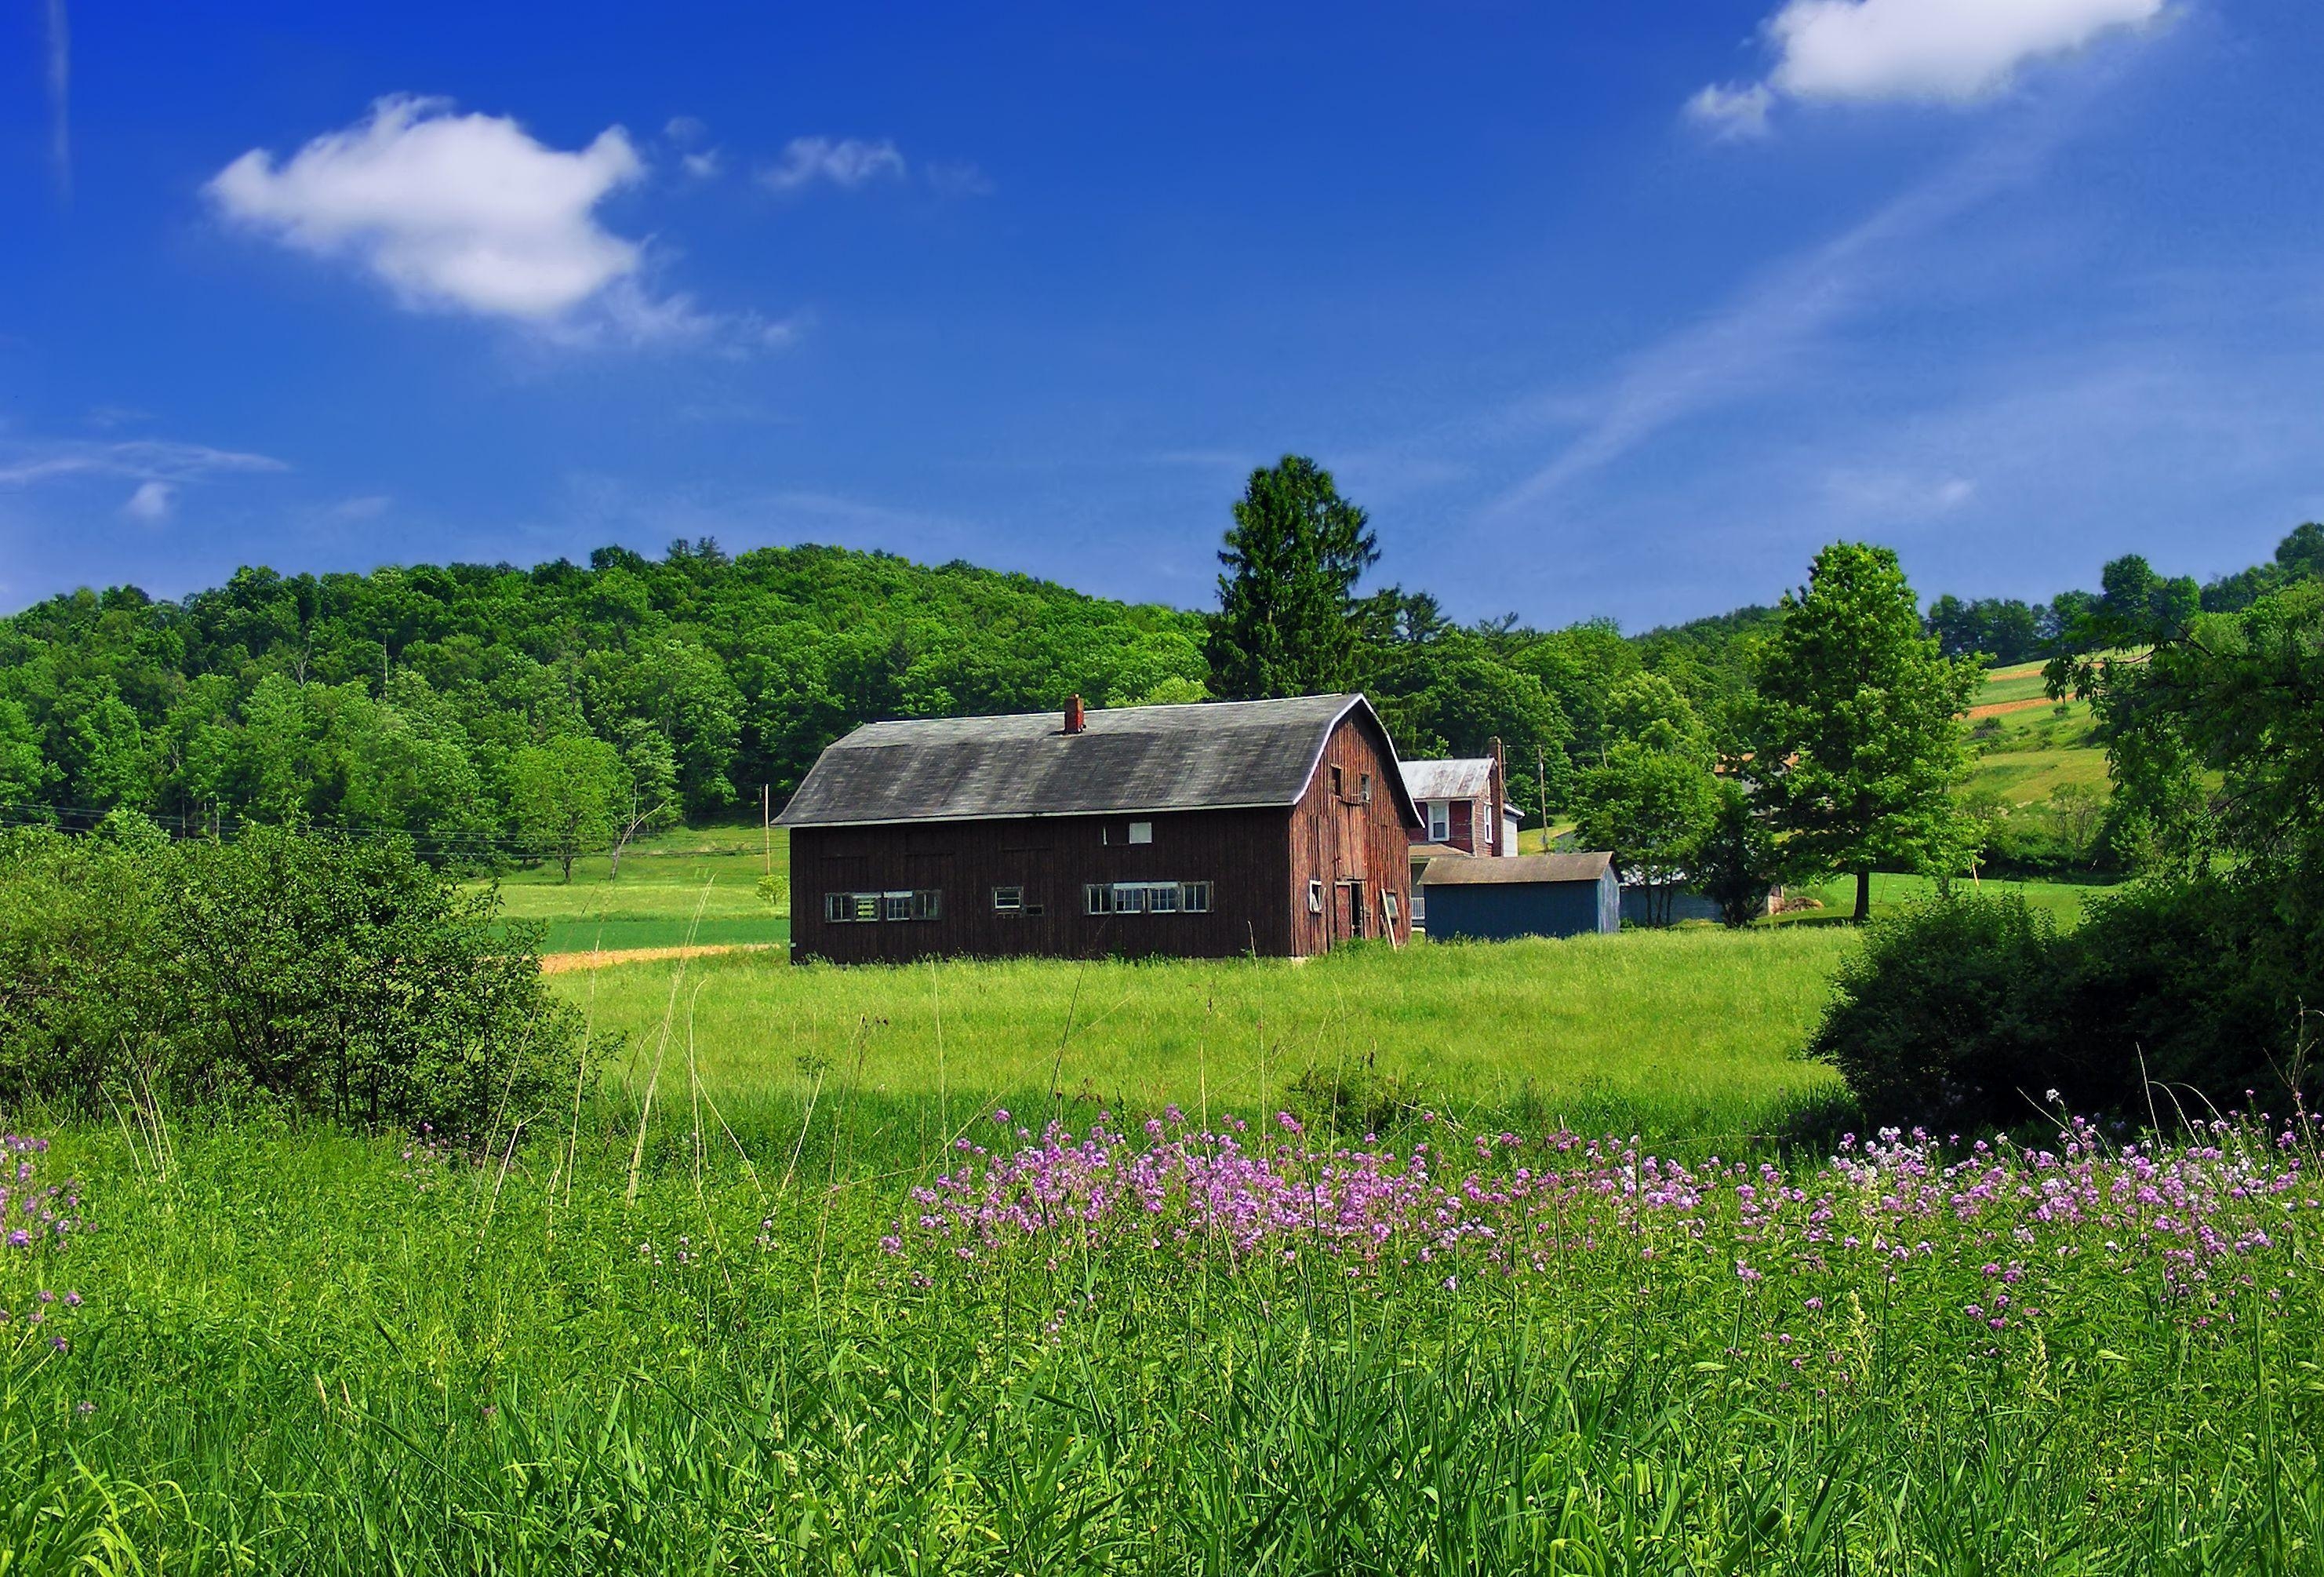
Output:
[509, 734, 625, 882]
[1808, 894, 2066, 1127]
[1693, 779, 1783, 927]
[1207, 456, 1379, 700]
[1573, 742, 1720, 926]
[1813, 878, 2324, 1128]
[0, 825, 578, 1131]
[1745, 543, 1983, 920]
[1925, 593, 2045, 665]
[1366, 637, 1573, 814]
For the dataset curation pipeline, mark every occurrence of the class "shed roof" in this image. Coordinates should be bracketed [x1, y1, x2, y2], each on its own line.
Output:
[775, 693, 1422, 829]
[1400, 758, 1494, 801]
[1418, 851, 1613, 887]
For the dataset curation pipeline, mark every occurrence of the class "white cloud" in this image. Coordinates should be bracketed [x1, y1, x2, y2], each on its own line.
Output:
[927, 160, 995, 198]
[0, 436, 285, 489]
[760, 136, 907, 193]
[1692, 0, 2165, 132]
[122, 481, 173, 522]
[206, 96, 708, 335]
[1686, 82, 1774, 139]
[681, 149, 724, 180]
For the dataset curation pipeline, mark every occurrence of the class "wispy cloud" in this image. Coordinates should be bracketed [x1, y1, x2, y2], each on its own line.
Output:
[760, 137, 907, 194]
[43, 0, 69, 197]
[1489, 127, 2059, 515]
[0, 436, 287, 490]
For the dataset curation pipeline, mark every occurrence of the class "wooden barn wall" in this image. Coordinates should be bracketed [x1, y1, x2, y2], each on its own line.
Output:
[1284, 712, 1417, 955]
[789, 807, 1297, 964]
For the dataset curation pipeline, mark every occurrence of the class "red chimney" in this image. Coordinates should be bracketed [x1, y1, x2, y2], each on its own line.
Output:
[1064, 695, 1086, 734]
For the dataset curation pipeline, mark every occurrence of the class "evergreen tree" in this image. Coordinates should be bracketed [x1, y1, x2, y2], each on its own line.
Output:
[1745, 543, 1982, 923]
[1207, 457, 1378, 700]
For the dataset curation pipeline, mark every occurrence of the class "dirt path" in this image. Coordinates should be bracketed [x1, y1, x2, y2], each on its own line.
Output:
[539, 942, 778, 974]
[1966, 695, 2062, 721]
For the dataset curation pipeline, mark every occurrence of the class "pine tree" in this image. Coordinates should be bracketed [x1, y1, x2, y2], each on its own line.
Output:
[1206, 457, 1378, 700]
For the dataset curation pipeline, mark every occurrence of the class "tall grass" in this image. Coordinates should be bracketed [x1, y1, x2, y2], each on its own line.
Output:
[5, 1090, 2321, 1573]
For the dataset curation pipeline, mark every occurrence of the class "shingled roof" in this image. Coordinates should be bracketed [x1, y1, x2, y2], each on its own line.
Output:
[1417, 851, 1613, 887]
[776, 694, 1422, 829]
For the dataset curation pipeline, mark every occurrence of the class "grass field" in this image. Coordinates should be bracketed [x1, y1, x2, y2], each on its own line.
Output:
[486, 824, 791, 954]
[562, 927, 1857, 1139]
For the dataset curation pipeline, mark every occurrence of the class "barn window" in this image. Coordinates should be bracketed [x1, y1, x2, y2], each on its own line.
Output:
[853, 893, 881, 922]
[824, 893, 852, 923]
[1359, 772, 1373, 804]
[1180, 881, 1212, 912]
[1427, 802, 1450, 843]
[1114, 883, 1148, 914]
[1085, 883, 1113, 915]
[1330, 765, 1344, 797]
[1128, 821, 1152, 845]
[1382, 891, 1400, 927]
[912, 890, 943, 920]
[882, 891, 914, 923]
[1307, 879, 1324, 913]
[993, 886, 1024, 912]
[1146, 882, 1180, 913]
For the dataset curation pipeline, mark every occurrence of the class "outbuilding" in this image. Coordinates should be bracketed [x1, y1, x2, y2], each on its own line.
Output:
[1416, 851, 1621, 942]
[775, 693, 1423, 963]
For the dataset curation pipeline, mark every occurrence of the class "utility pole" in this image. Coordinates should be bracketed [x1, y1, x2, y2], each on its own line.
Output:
[1536, 748, 1550, 853]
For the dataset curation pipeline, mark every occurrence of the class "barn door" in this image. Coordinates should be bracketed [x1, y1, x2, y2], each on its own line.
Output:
[1344, 881, 1366, 940]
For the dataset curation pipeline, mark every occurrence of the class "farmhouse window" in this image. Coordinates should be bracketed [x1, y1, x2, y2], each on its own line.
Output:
[1128, 821, 1153, 845]
[1307, 879, 1324, 913]
[1427, 801, 1450, 843]
[992, 886, 1024, 912]
[1180, 881, 1212, 912]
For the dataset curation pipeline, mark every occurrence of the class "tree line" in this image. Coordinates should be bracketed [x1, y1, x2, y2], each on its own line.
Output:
[3, 457, 2317, 898]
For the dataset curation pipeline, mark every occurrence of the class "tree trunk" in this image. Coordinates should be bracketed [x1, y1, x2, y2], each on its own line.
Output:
[1853, 869, 1871, 923]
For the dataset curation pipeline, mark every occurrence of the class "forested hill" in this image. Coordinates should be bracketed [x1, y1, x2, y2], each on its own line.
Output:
[0, 541, 1209, 849]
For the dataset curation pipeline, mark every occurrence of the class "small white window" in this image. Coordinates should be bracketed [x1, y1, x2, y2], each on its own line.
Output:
[912, 890, 943, 921]
[1427, 802, 1450, 843]
[1147, 881, 1180, 913]
[1181, 881, 1212, 913]
[993, 886, 1024, 912]
[1382, 892, 1400, 926]
[824, 893, 852, 923]
[1113, 883, 1148, 914]
[1483, 807, 1495, 847]
[882, 891, 915, 923]
[1128, 821, 1152, 845]
[1307, 879, 1324, 914]
[1085, 883, 1112, 915]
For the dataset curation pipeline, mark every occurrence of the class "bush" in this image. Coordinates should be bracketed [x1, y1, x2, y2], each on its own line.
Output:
[1811, 880, 2324, 1129]
[1806, 894, 2067, 1129]
[0, 823, 580, 1134]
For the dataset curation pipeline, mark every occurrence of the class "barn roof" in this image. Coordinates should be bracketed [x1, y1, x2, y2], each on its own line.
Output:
[1417, 851, 1613, 887]
[1400, 758, 1494, 801]
[775, 693, 1423, 829]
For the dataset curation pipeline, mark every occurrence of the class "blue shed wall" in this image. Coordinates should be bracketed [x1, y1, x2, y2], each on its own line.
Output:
[1424, 873, 1615, 942]
[1619, 886, 1726, 926]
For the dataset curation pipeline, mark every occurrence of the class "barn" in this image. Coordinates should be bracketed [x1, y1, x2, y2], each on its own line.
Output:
[1416, 851, 1621, 941]
[775, 693, 1423, 963]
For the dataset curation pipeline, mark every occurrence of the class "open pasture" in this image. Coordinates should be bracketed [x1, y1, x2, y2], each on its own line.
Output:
[561, 927, 1858, 1138]
[486, 824, 789, 955]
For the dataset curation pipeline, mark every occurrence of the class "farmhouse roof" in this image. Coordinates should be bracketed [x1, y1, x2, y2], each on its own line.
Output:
[1417, 851, 1613, 887]
[776, 693, 1423, 829]
[1399, 758, 1494, 801]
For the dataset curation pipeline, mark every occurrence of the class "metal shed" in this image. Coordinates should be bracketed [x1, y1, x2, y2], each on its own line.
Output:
[1417, 851, 1620, 941]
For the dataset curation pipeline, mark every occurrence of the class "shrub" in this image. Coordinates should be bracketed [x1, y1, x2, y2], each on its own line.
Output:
[1812, 880, 2324, 1129]
[1807, 894, 2067, 1128]
[0, 823, 580, 1134]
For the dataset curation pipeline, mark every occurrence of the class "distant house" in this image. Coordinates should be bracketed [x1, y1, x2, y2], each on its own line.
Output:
[1400, 749, 1511, 929]
[775, 694, 1422, 963]
[1417, 851, 1621, 942]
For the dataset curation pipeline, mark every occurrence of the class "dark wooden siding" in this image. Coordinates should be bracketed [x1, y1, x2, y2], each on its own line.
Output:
[1285, 711, 1416, 954]
[790, 807, 1296, 963]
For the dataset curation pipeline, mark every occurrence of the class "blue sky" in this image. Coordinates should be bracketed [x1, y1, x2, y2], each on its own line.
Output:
[3, 0, 2319, 628]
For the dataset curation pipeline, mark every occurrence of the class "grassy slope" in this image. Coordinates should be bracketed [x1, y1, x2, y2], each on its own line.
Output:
[486, 824, 791, 953]
[1963, 659, 2113, 806]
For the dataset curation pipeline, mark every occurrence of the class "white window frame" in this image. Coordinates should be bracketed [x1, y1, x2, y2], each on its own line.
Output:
[1085, 883, 1112, 915]
[1427, 801, 1450, 843]
[1128, 821, 1153, 845]
[1307, 879, 1325, 914]
[1181, 881, 1212, 913]
[992, 885, 1024, 912]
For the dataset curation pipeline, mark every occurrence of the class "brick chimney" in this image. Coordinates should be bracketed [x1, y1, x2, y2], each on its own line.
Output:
[1064, 694, 1086, 734]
